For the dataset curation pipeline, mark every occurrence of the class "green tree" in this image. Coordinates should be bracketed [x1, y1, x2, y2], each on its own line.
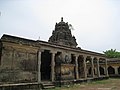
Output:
[103, 49, 120, 58]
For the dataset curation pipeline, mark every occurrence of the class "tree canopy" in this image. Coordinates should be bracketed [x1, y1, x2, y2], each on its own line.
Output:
[103, 49, 120, 58]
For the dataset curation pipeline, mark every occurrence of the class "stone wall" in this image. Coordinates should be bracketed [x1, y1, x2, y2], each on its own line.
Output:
[0, 41, 2, 65]
[0, 42, 38, 83]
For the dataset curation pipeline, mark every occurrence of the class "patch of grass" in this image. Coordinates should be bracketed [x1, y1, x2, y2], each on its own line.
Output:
[49, 78, 120, 90]
[89, 79, 110, 84]
[49, 84, 81, 90]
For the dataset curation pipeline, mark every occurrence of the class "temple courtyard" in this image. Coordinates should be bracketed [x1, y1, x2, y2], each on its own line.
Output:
[50, 78, 120, 90]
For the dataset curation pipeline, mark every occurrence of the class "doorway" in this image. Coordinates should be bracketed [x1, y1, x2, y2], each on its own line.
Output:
[99, 66, 105, 75]
[108, 66, 115, 75]
[41, 50, 51, 81]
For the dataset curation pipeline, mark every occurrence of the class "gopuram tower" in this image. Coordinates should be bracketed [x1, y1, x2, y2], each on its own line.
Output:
[48, 17, 78, 48]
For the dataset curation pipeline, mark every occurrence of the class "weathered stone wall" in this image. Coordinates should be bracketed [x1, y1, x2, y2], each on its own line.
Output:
[0, 40, 2, 66]
[0, 42, 38, 83]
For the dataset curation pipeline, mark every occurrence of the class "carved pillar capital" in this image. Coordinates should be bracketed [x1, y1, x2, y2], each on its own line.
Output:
[50, 51, 57, 54]
[74, 54, 79, 57]
[96, 57, 100, 60]
[38, 48, 44, 52]
[83, 55, 87, 59]
[91, 56, 94, 60]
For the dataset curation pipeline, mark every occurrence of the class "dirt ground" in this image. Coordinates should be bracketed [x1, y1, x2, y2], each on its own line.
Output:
[52, 78, 120, 90]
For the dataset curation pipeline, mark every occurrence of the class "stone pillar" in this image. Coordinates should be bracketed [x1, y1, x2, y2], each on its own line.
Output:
[51, 52, 56, 82]
[75, 55, 79, 79]
[38, 50, 42, 83]
[91, 57, 95, 78]
[105, 59, 109, 77]
[94, 68, 97, 75]
[83, 56, 87, 79]
[114, 66, 118, 75]
[97, 58, 100, 77]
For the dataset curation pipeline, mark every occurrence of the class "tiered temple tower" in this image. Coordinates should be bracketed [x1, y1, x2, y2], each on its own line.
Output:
[48, 17, 78, 47]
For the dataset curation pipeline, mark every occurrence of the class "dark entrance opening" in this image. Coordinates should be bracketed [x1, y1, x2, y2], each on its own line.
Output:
[99, 67, 105, 75]
[41, 50, 51, 81]
[88, 67, 92, 75]
[78, 55, 84, 78]
[118, 67, 120, 74]
[71, 54, 76, 79]
[108, 66, 115, 75]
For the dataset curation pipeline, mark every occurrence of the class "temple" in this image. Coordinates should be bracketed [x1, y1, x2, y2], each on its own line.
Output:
[0, 17, 118, 89]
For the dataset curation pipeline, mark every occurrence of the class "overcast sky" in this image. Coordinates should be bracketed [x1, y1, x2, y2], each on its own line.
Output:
[0, 0, 120, 53]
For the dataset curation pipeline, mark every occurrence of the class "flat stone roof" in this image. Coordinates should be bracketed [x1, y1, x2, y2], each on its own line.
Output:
[1, 34, 106, 57]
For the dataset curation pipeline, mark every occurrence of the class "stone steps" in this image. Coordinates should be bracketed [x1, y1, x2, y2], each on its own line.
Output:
[41, 82, 55, 89]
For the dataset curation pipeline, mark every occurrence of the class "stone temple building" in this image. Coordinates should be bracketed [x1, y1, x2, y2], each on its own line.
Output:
[107, 58, 120, 77]
[0, 18, 109, 88]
